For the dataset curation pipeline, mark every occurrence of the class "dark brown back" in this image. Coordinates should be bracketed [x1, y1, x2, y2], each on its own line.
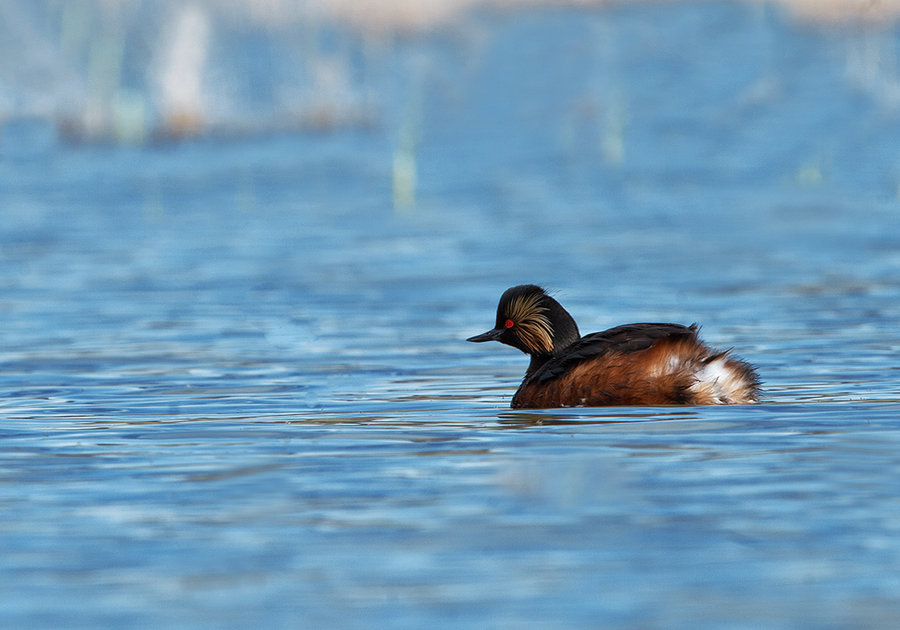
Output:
[529, 323, 698, 385]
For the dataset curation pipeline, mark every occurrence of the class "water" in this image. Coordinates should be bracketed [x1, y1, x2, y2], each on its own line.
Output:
[3, 2, 900, 628]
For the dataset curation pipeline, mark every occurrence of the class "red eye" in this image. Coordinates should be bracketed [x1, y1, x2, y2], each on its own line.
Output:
[505, 319, 515, 328]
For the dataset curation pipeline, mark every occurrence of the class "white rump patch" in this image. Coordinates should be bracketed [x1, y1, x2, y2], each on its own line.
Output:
[690, 355, 755, 404]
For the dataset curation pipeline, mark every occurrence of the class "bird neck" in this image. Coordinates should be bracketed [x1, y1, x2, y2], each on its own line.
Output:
[523, 300, 580, 378]
[545, 299, 581, 352]
[525, 353, 553, 379]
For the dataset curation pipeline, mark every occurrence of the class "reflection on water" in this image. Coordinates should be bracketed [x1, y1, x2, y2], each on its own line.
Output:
[3, 2, 900, 629]
[6, 402, 900, 628]
[496, 408, 703, 427]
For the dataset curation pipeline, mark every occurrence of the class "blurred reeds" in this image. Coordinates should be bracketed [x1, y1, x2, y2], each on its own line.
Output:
[0, 0, 898, 145]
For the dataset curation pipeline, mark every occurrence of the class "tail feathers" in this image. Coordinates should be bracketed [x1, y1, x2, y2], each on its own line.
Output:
[689, 351, 760, 404]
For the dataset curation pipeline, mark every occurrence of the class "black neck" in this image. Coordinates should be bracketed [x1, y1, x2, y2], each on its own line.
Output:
[524, 353, 552, 379]
[544, 297, 580, 352]
[523, 300, 580, 379]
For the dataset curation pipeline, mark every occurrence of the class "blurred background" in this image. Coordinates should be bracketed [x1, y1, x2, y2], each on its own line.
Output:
[4, 1, 900, 629]
[3, 1, 900, 144]
[4, 0, 900, 385]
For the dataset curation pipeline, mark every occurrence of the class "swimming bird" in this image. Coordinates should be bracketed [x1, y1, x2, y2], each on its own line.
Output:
[467, 285, 760, 408]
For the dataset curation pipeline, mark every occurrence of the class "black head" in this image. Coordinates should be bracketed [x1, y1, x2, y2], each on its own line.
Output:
[466, 285, 580, 357]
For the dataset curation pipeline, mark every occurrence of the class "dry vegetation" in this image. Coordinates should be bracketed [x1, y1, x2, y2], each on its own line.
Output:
[315, 0, 900, 31]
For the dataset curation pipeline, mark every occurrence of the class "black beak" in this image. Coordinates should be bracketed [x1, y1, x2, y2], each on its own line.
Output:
[466, 328, 504, 343]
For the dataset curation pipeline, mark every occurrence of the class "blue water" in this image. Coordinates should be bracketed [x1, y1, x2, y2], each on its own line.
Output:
[3, 2, 900, 628]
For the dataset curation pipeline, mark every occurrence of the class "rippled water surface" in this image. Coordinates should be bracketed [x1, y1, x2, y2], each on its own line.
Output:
[3, 3, 900, 628]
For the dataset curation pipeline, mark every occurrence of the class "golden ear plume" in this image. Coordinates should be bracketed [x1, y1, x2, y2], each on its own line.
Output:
[506, 292, 554, 353]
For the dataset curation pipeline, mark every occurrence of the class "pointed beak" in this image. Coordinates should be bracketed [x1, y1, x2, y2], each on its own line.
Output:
[467, 328, 504, 343]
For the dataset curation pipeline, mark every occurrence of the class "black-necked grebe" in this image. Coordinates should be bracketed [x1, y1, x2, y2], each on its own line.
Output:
[467, 285, 760, 408]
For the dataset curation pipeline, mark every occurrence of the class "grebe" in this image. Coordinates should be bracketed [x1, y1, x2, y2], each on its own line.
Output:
[467, 285, 760, 408]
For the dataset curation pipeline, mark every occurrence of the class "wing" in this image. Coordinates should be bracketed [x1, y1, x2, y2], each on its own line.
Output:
[530, 323, 699, 384]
